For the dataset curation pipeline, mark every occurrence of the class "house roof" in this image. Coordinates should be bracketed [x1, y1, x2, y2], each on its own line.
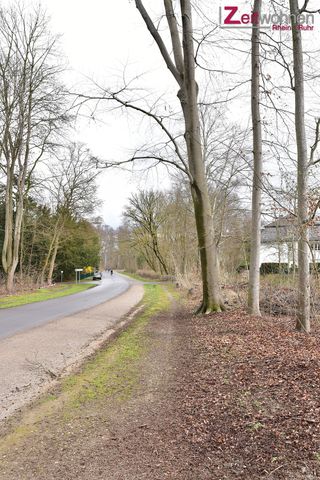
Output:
[264, 217, 297, 228]
[261, 217, 320, 243]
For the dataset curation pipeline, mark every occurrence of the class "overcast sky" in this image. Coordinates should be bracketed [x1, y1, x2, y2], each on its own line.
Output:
[4, 0, 320, 226]
[38, 0, 176, 227]
[0, 0, 174, 227]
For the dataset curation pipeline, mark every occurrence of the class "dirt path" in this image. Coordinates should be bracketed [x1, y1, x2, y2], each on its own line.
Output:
[0, 290, 194, 480]
[1, 293, 320, 479]
[0, 284, 144, 420]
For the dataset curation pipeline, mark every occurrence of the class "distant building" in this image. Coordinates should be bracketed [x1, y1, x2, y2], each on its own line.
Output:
[260, 217, 320, 267]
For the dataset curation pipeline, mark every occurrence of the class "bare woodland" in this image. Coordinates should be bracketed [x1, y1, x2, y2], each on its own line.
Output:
[0, 5, 101, 290]
[0, 1, 320, 331]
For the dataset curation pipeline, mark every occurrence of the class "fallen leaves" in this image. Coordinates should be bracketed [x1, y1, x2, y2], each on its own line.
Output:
[175, 307, 320, 478]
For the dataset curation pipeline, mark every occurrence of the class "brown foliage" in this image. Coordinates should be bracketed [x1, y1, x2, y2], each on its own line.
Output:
[176, 308, 320, 478]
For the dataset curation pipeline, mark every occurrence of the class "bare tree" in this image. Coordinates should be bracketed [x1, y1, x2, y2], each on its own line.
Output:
[0, 4, 67, 292]
[199, 104, 250, 253]
[289, 0, 311, 332]
[163, 182, 198, 280]
[124, 190, 169, 275]
[76, 0, 224, 312]
[40, 142, 99, 285]
[248, 0, 263, 316]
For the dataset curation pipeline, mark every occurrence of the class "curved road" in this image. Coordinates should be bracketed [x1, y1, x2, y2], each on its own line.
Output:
[0, 273, 132, 340]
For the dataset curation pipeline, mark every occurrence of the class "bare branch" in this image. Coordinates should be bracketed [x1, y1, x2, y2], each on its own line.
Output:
[74, 90, 191, 179]
[309, 118, 320, 166]
[135, 0, 183, 86]
[164, 0, 184, 76]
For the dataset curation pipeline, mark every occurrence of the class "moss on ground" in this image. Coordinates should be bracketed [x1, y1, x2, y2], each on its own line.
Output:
[63, 284, 171, 408]
[0, 284, 172, 452]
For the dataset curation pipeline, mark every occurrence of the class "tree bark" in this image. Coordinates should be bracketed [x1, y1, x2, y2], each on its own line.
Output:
[151, 234, 169, 275]
[248, 0, 263, 316]
[0, 5, 66, 293]
[134, 0, 223, 311]
[3, 193, 25, 293]
[47, 237, 60, 285]
[290, 0, 310, 332]
[2, 138, 14, 282]
[2, 168, 13, 278]
[180, 0, 222, 312]
[8, 192, 26, 291]
[39, 224, 60, 285]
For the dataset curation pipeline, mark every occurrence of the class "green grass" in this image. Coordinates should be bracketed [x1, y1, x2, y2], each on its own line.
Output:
[0, 283, 95, 309]
[63, 284, 171, 408]
[121, 271, 164, 282]
[121, 271, 153, 282]
[0, 284, 172, 451]
[260, 273, 298, 288]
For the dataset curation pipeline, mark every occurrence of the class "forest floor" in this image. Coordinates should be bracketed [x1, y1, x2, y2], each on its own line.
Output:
[0, 285, 320, 479]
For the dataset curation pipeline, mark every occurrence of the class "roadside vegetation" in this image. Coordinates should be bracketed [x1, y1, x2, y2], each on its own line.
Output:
[0, 1, 320, 477]
[0, 283, 95, 309]
[62, 284, 171, 407]
[102, 187, 248, 292]
[0, 284, 172, 454]
[120, 270, 170, 283]
[0, 5, 101, 295]
[1, 0, 319, 331]
[2, 286, 320, 479]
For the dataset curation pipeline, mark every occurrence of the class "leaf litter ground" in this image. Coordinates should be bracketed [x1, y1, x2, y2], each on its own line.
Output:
[0, 298, 320, 479]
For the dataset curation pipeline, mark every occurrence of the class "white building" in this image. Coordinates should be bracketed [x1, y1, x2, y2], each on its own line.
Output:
[260, 217, 320, 268]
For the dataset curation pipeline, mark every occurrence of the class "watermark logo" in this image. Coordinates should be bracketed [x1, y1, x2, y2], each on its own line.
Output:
[219, 4, 315, 31]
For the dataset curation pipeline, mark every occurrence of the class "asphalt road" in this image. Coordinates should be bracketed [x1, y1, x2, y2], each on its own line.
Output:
[0, 273, 131, 340]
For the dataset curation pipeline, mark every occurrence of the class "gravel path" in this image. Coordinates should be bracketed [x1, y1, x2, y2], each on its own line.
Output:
[0, 284, 144, 420]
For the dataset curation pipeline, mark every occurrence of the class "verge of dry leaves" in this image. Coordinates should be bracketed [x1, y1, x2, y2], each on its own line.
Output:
[178, 301, 320, 479]
[1, 294, 320, 479]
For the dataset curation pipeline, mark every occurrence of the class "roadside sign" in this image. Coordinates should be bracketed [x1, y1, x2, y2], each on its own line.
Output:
[75, 268, 83, 283]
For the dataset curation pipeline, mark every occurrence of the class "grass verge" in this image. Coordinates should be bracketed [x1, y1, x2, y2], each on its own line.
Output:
[0, 284, 172, 451]
[120, 271, 154, 282]
[63, 283, 171, 408]
[0, 283, 95, 309]
[121, 271, 165, 282]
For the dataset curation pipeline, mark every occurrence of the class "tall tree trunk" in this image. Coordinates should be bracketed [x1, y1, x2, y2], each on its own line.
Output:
[2, 81, 31, 293]
[39, 226, 59, 285]
[47, 236, 60, 285]
[248, 0, 262, 316]
[151, 234, 169, 275]
[8, 194, 25, 289]
[19, 214, 24, 281]
[290, 0, 310, 332]
[27, 217, 37, 278]
[2, 165, 14, 281]
[180, 0, 222, 312]
[135, 0, 223, 312]
[3, 187, 25, 293]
